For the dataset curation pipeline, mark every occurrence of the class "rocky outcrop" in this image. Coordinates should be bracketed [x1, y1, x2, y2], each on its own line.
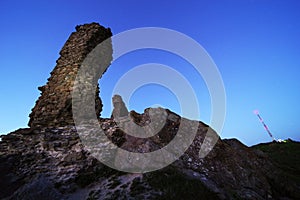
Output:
[111, 95, 129, 119]
[1, 114, 299, 199]
[28, 23, 112, 128]
[0, 23, 299, 200]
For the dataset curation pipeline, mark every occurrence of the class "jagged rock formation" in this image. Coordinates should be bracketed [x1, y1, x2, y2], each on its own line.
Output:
[28, 23, 112, 128]
[111, 95, 129, 119]
[0, 23, 299, 200]
[1, 114, 299, 199]
[0, 115, 219, 200]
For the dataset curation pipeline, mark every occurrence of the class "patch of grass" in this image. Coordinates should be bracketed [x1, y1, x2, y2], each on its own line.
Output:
[75, 165, 125, 187]
[75, 172, 97, 187]
[130, 177, 148, 197]
[145, 166, 219, 200]
[253, 139, 300, 183]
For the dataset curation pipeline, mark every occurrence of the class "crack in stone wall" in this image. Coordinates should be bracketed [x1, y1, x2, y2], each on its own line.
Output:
[28, 23, 112, 128]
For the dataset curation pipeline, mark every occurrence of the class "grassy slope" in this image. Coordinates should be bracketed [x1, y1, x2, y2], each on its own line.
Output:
[252, 139, 300, 184]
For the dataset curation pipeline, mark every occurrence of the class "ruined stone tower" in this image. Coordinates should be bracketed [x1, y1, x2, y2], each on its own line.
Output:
[28, 23, 112, 127]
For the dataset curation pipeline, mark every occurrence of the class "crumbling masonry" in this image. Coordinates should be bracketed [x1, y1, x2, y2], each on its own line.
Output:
[28, 23, 112, 127]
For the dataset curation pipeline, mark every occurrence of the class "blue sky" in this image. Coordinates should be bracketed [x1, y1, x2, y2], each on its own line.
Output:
[0, 0, 299, 146]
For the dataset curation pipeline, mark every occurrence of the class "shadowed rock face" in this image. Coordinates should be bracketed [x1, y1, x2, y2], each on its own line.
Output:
[111, 95, 129, 119]
[1, 117, 299, 199]
[28, 23, 112, 128]
[0, 23, 299, 200]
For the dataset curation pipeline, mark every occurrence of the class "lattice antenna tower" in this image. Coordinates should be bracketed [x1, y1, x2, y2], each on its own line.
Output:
[253, 110, 276, 141]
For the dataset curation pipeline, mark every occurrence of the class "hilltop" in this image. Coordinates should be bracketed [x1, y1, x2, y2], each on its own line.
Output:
[253, 139, 300, 192]
[0, 23, 299, 199]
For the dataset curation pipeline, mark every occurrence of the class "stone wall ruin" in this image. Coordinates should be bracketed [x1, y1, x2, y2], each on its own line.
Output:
[28, 23, 112, 128]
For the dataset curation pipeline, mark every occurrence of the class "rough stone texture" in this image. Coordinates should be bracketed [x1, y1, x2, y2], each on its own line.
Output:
[28, 23, 112, 128]
[1, 113, 299, 199]
[111, 95, 129, 119]
[1, 23, 299, 199]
